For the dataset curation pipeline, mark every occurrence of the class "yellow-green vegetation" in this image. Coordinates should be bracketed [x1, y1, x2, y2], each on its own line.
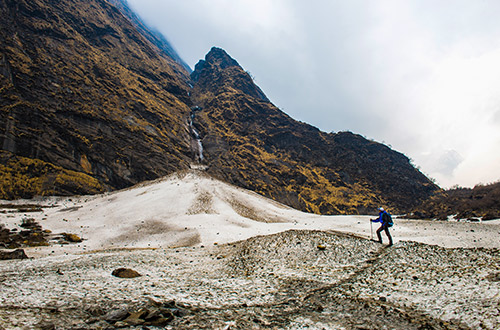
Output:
[0, 153, 104, 199]
[1, 2, 438, 214]
[62, 232, 83, 243]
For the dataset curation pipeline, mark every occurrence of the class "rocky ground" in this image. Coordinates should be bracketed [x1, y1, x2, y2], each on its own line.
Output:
[1, 229, 499, 329]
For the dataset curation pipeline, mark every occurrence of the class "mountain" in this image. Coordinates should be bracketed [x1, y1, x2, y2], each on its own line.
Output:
[0, 0, 439, 214]
[190, 47, 439, 214]
[0, 0, 194, 198]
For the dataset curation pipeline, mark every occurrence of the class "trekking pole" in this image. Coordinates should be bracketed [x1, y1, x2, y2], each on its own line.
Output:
[370, 219, 373, 240]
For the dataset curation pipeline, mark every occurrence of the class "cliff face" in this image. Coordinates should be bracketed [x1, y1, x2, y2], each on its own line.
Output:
[0, 0, 193, 198]
[190, 48, 439, 214]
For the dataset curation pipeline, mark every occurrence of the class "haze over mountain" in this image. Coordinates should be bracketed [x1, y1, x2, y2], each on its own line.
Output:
[107, 0, 191, 73]
[1, 0, 439, 214]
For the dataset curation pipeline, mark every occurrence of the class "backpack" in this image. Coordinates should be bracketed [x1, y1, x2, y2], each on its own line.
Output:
[383, 211, 393, 227]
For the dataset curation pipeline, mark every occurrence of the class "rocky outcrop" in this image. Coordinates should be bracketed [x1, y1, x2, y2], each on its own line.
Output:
[0, 218, 49, 248]
[0, 248, 28, 260]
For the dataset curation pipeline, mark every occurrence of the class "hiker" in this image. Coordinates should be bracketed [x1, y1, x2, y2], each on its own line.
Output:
[371, 207, 393, 246]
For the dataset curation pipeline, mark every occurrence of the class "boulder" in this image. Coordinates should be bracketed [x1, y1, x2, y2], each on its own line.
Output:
[111, 268, 141, 278]
[103, 308, 129, 322]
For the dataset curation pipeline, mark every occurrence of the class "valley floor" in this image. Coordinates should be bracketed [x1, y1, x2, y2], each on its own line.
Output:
[0, 171, 499, 329]
[0, 230, 499, 329]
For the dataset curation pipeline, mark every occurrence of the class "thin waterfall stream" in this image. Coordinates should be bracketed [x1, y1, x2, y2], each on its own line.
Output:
[189, 107, 204, 163]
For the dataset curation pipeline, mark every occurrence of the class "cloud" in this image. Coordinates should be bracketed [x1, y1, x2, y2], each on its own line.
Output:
[127, 0, 500, 188]
[418, 149, 464, 182]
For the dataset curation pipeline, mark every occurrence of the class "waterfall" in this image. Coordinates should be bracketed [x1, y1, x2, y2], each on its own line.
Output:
[189, 109, 204, 162]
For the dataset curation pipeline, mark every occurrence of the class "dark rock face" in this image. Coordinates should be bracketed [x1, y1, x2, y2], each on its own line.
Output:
[410, 181, 500, 220]
[190, 48, 439, 214]
[0, 0, 193, 198]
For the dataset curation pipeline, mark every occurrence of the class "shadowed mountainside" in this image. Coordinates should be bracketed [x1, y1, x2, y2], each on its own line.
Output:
[0, 0, 193, 198]
[190, 48, 439, 214]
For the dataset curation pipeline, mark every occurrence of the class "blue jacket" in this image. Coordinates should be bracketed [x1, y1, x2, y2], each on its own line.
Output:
[372, 211, 390, 225]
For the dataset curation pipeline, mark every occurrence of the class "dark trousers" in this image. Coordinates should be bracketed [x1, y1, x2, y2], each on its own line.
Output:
[377, 224, 393, 246]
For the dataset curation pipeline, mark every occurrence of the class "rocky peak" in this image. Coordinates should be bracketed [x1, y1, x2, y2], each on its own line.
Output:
[191, 47, 269, 102]
[191, 47, 241, 82]
[205, 47, 240, 69]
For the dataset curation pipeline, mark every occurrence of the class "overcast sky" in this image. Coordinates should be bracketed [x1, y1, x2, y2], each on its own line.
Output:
[127, 0, 500, 188]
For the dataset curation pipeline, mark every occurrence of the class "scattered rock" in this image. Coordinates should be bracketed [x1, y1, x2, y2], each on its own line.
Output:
[122, 309, 148, 326]
[113, 321, 128, 328]
[0, 219, 49, 248]
[85, 304, 105, 317]
[102, 305, 177, 328]
[111, 268, 141, 278]
[35, 321, 55, 330]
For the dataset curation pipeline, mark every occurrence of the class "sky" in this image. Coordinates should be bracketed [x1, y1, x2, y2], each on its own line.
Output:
[127, 0, 500, 189]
